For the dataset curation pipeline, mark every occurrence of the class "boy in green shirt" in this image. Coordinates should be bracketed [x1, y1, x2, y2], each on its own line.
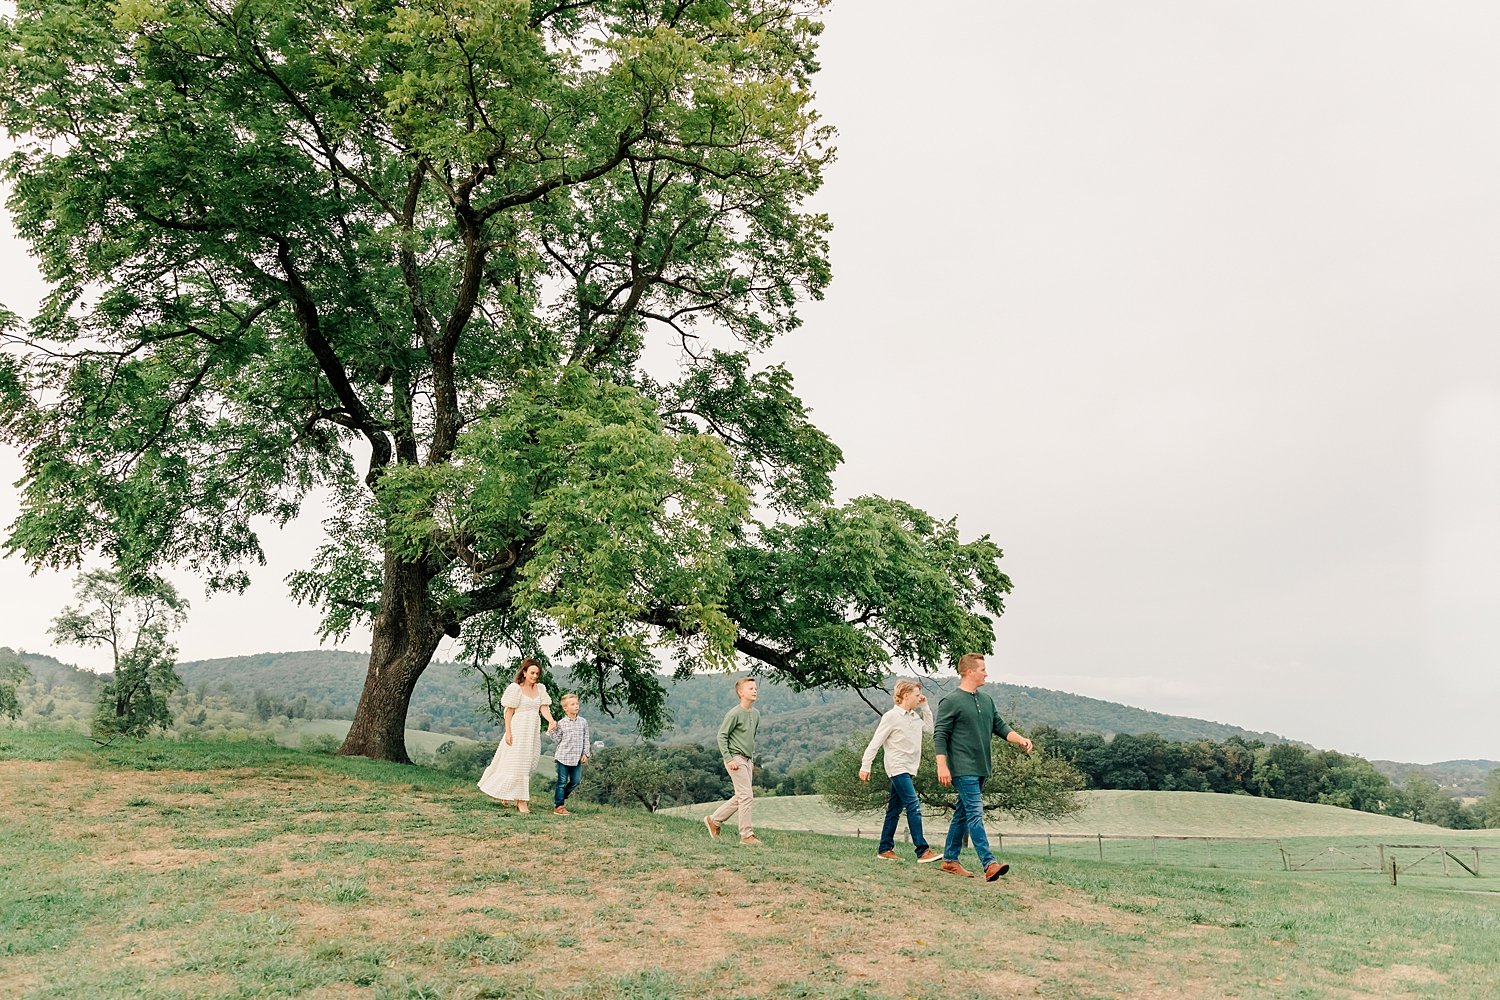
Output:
[704, 677, 763, 846]
[933, 653, 1033, 880]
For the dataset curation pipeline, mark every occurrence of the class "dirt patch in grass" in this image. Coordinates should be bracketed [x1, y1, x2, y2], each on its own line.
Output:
[110, 847, 222, 871]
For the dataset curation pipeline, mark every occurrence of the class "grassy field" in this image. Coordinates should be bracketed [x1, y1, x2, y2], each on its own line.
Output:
[666, 790, 1500, 839]
[4, 728, 1499, 1000]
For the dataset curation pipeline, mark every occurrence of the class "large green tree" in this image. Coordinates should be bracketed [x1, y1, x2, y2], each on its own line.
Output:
[0, 0, 1011, 762]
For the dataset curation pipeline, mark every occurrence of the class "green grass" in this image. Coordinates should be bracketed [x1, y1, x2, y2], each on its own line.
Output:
[2, 727, 1498, 999]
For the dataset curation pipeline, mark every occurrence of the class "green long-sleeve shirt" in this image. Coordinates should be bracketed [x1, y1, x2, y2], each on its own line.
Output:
[717, 705, 759, 763]
[932, 688, 1013, 778]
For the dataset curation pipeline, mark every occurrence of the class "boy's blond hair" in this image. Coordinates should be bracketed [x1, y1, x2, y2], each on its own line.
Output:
[734, 676, 756, 695]
[892, 678, 922, 703]
[560, 692, 580, 706]
[956, 653, 986, 676]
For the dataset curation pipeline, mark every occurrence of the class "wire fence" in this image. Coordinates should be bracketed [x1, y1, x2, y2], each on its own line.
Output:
[847, 827, 1500, 881]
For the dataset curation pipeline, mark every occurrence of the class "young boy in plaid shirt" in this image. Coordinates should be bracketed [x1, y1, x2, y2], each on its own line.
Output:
[550, 693, 591, 815]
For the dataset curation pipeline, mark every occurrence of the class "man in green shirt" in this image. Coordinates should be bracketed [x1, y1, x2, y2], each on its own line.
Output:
[933, 653, 1033, 880]
[704, 677, 763, 845]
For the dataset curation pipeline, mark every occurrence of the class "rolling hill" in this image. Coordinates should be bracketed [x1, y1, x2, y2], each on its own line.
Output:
[7, 645, 1494, 790]
[166, 648, 1299, 773]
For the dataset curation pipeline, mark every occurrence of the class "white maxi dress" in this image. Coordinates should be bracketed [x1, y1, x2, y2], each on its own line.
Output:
[478, 682, 551, 802]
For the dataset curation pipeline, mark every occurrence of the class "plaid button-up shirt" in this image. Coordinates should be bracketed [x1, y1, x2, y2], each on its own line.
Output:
[552, 715, 592, 766]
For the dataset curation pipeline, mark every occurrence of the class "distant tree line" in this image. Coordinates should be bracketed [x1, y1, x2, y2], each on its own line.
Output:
[1033, 728, 1491, 829]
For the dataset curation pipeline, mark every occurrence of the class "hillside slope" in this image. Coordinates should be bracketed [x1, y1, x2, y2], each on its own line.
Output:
[8, 645, 1493, 785]
[170, 648, 1296, 772]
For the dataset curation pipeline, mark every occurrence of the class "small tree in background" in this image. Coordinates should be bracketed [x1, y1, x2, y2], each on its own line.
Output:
[819, 732, 1084, 824]
[0, 652, 28, 720]
[582, 744, 686, 813]
[51, 569, 188, 740]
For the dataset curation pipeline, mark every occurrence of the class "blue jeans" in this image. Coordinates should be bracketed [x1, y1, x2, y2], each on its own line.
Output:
[878, 772, 928, 856]
[943, 775, 995, 868]
[554, 761, 582, 807]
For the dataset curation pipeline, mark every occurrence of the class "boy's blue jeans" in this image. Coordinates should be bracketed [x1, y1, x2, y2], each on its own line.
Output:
[878, 772, 928, 856]
[554, 761, 582, 807]
[942, 775, 995, 868]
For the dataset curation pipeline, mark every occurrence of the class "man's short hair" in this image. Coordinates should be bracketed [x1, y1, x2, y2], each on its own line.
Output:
[956, 653, 986, 676]
[892, 678, 922, 702]
[734, 676, 756, 695]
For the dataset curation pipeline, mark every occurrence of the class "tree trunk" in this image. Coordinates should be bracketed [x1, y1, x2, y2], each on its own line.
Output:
[339, 552, 445, 763]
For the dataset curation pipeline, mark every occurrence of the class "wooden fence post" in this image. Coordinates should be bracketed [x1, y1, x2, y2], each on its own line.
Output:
[1377, 844, 1385, 875]
[1389, 860, 1398, 886]
[1097, 833, 1104, 862]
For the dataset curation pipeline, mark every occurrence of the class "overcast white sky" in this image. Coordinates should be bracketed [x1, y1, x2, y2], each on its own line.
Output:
[3, 2, 1498, 764]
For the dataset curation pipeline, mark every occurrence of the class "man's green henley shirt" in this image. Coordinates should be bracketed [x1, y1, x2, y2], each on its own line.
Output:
[932, 688, 1013, 778]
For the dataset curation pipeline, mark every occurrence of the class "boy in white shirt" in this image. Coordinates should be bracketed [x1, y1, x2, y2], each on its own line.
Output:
[859, 678, 940, 863]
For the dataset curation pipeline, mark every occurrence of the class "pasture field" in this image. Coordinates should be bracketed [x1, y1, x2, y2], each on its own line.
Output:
[665, 790, 1500, 840]
[3, 728, 1498, 1000]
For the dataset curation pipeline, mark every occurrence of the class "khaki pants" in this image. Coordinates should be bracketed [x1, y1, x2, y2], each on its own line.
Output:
[709, 755, 754, 838]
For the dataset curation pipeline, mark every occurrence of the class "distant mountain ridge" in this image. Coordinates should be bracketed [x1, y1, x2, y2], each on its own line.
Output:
[6, 645, 1493, 793]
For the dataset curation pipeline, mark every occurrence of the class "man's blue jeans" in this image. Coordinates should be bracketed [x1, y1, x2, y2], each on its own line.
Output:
[878, 772, 928, 856]
[942, 775, 995, 868]
[554, 761, 582, 807]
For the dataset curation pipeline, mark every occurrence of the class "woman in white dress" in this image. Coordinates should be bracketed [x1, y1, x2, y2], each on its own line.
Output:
[478, 658, 557, 813]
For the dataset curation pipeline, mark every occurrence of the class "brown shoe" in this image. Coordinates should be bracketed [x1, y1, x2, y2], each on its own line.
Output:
[553, 806, 569, 815]
[703, 816, 721, 839]
[916, 848, 941, 864]
[984, 861, 1010, 881]
[739, 835, 764, 846]
[939, 859, 975, 878]
[876, 850, 898, 861]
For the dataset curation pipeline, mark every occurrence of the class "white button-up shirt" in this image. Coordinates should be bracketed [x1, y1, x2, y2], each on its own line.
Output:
[860, 702, 935, 777]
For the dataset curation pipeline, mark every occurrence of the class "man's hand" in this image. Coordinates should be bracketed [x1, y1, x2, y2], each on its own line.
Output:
[727, 759, 740, 772]
[858, 770, 870, 782]
[581, 755, 589, 765]
[937, 764, 952, 787]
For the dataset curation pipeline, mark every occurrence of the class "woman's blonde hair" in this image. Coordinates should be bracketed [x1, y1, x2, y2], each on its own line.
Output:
[893, 678, 922, 703]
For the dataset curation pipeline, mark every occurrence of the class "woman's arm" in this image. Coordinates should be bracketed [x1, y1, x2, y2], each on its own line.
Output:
[539, 685, 557, 731]
[503, 706, 516, 745]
